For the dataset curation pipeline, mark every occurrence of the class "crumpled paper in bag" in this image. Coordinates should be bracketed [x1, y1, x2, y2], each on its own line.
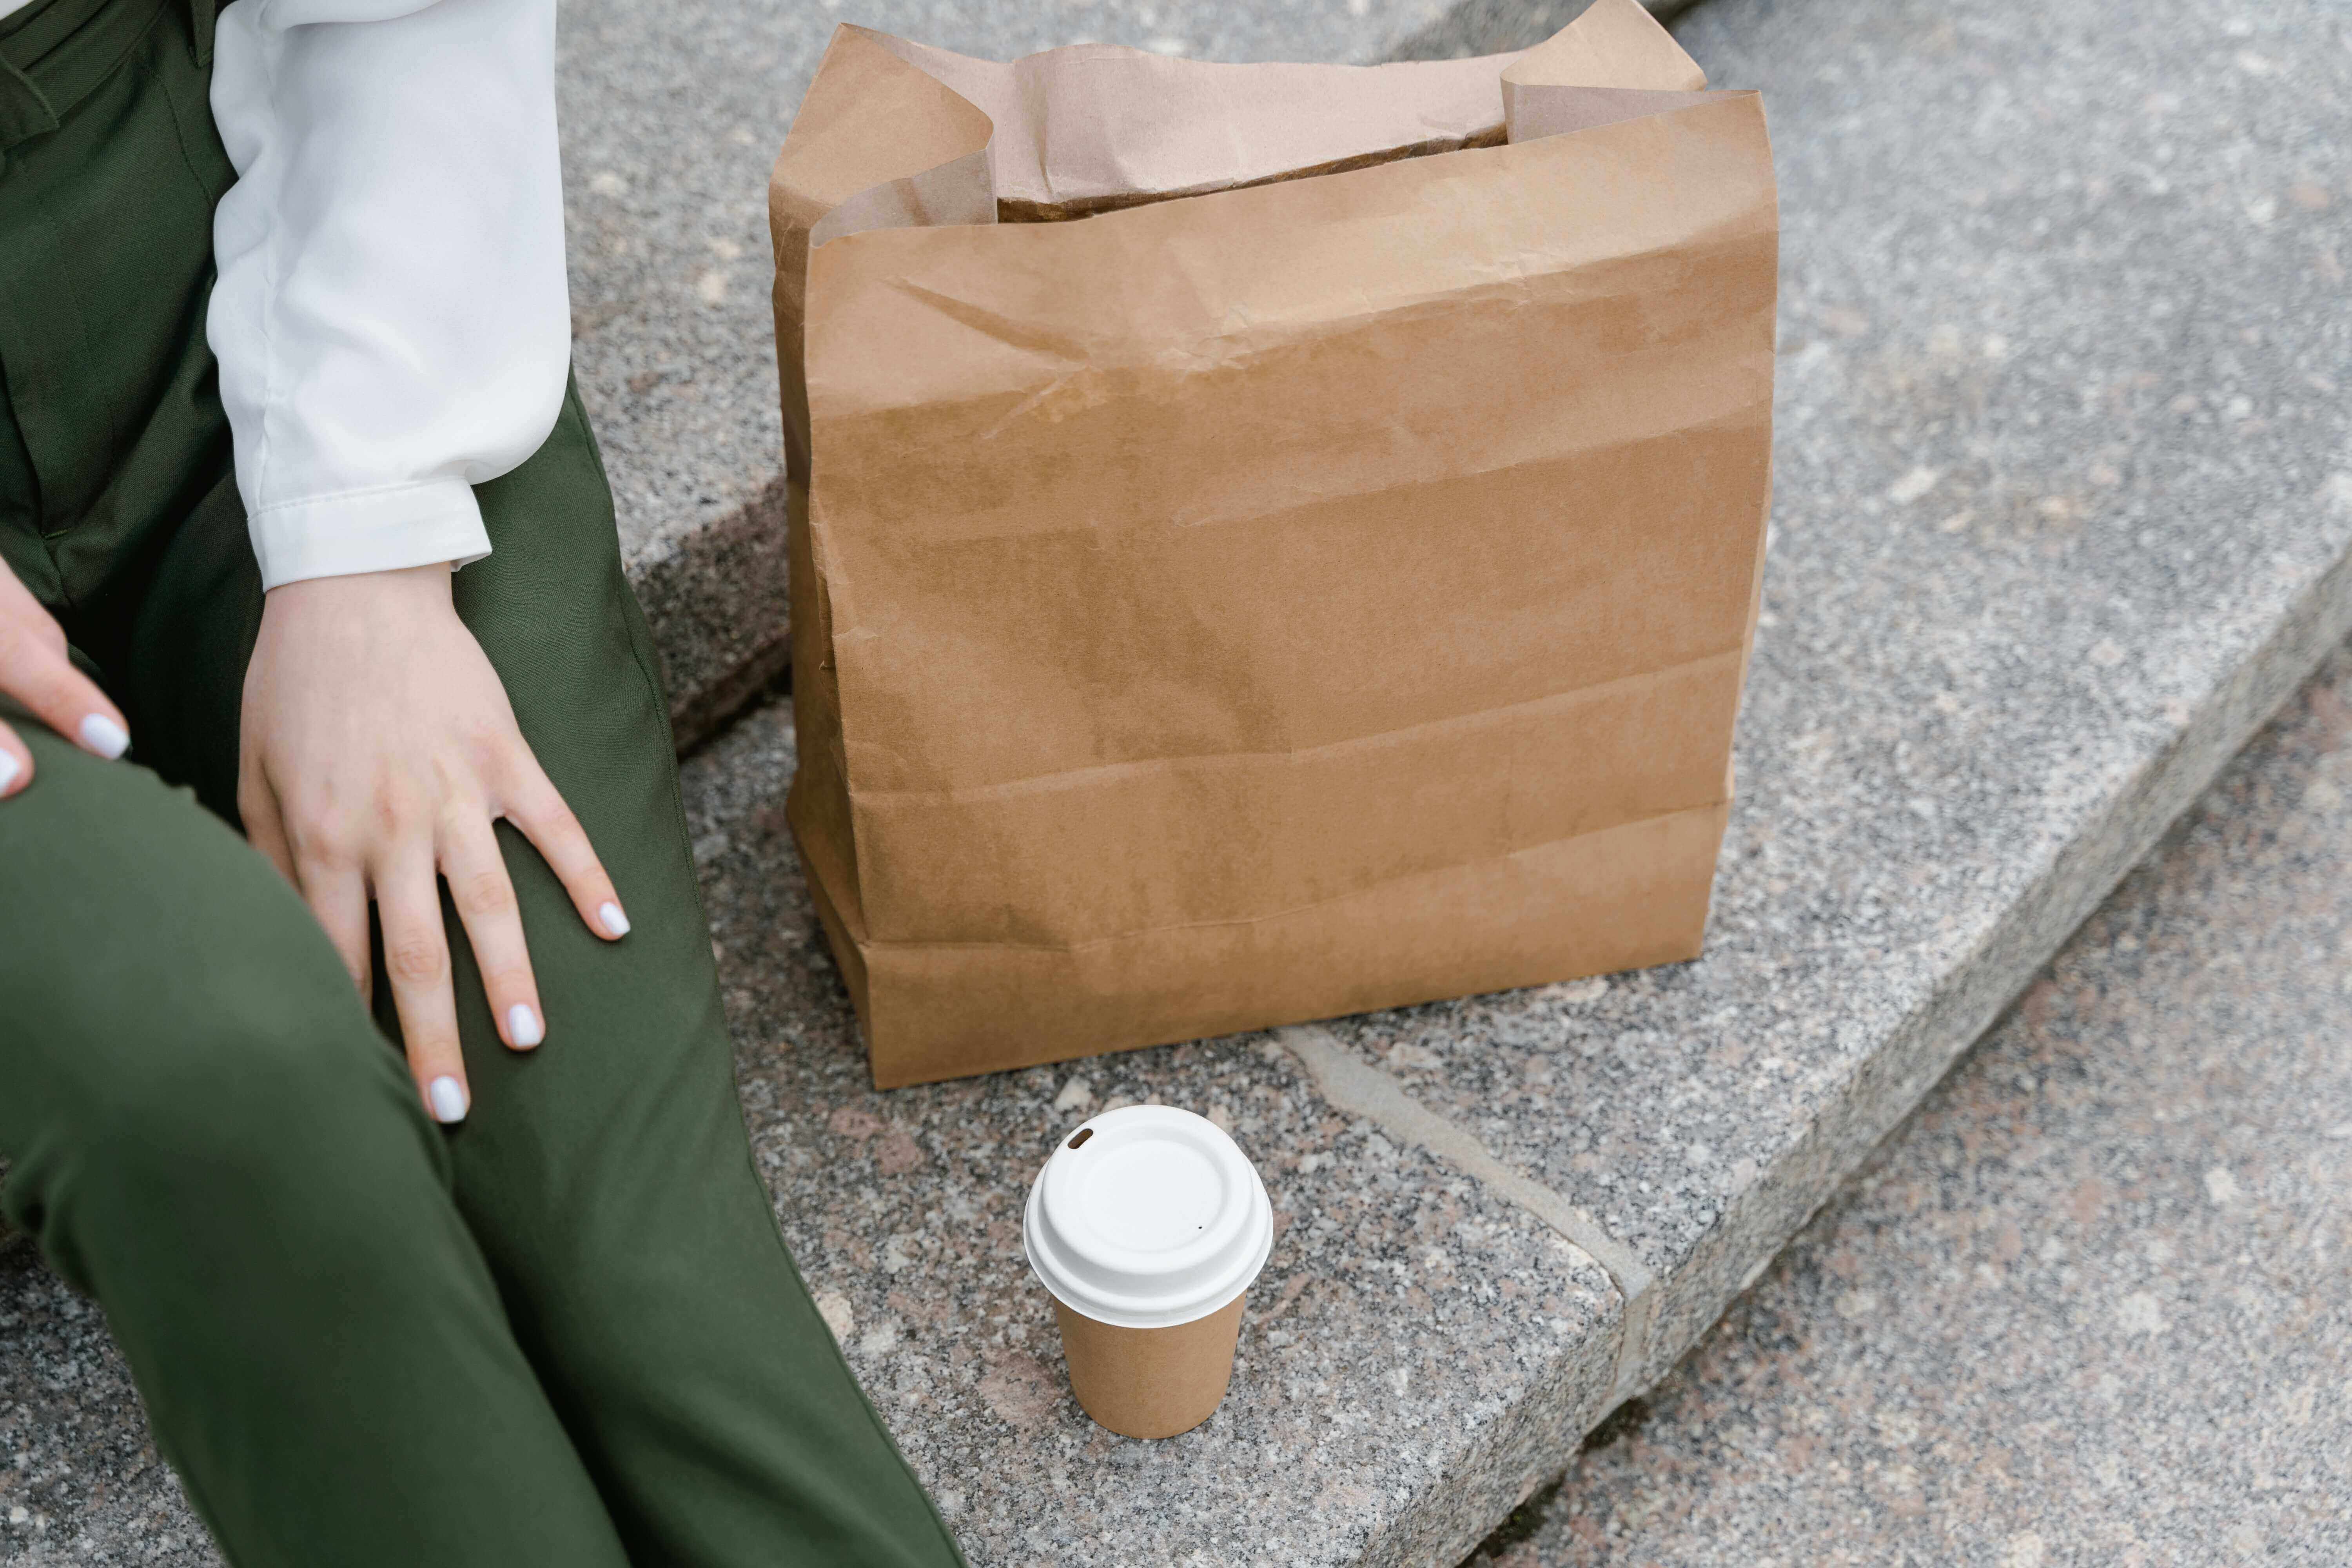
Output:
[769, 0, 1776, 1087]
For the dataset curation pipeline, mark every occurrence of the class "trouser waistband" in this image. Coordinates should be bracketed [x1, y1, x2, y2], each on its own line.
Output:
[0, 0, 212, 153]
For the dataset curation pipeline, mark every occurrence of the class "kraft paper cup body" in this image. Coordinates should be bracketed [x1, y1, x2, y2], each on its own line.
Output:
[1024, 1105, 1273, 1438]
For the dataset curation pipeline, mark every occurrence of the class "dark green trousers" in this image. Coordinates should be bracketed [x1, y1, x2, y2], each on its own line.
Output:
[0, 3, 964, 1565]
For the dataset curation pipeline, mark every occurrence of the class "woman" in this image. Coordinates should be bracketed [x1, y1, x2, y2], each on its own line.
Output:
[0, 0, 964, 1563]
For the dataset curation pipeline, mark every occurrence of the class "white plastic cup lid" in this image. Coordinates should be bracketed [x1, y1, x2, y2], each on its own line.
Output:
[1023, 1104, 1274, 1330]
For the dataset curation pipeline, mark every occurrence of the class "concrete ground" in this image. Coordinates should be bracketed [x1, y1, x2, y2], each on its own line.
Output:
[1464, 642, 2352, 1566]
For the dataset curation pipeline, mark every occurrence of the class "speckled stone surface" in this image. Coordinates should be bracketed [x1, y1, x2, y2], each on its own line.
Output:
[1320, 0, 2352, 1397]
[0, 1274, 201, 1564]
[1473, 640, 2352, 1568]
[1389, 0, 1691, 59]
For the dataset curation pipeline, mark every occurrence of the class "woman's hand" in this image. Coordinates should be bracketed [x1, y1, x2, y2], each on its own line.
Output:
[0, 557, 134, 794]
[240, 563, 629, 1124]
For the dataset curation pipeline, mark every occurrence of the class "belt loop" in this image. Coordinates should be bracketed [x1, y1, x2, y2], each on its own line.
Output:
[0, 56, 61, 156]
[190, 0, 216, 67]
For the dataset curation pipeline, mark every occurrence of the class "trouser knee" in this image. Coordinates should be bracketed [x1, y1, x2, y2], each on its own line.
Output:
[10, 991, 440, 1297]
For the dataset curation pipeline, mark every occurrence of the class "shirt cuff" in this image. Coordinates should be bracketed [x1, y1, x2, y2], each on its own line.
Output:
[246, 478, 495, 591]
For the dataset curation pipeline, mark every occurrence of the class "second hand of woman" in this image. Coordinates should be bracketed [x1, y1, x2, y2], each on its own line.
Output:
[237, 562, 630, 1123]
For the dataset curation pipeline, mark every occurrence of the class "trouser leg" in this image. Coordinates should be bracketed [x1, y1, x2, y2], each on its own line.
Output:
[0, 716, 634, 1568]
[439, 388, 966, 1568]
[124, 382, 967, 1568]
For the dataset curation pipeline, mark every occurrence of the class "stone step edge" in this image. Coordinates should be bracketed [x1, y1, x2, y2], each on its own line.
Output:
[628, 476, 794, 755]
[1245, 539, 2352, 1568]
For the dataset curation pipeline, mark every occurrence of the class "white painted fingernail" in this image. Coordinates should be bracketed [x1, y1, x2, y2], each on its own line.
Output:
[427, 1076, 469, 1124]
[78, 714, 130, 759]
[507, 1003, 544, 1048]
[0, 753, 19, 793]
[599, 901, 630, 937]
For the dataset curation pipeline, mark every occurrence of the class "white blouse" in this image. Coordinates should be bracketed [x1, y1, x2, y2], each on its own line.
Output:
[204, 0, 570, 590]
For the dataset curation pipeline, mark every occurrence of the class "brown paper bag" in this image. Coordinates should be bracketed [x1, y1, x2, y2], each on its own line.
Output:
[768, 0, 1775, 1088]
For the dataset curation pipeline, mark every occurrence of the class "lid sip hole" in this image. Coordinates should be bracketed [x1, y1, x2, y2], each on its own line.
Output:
[1067, 1128, 1094, 1150]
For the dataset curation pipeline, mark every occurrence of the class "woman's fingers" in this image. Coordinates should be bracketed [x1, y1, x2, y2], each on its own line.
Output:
[376, 849, 469, 1124]
[0, 720, 28, 798]
[505, 762, 629, 942]
[241, 770, 376, 1004]
[231, 569, 641, 1131]
[0, 567, 53, 795]
[439, 809, 543, 1051]
[236, 761, 298, 882]
[0, 576, 130, 763]
[301, 856, 376, 1009]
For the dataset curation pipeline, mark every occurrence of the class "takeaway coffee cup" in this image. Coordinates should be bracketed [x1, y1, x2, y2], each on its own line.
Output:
[1023, 1104, 1274, 1439]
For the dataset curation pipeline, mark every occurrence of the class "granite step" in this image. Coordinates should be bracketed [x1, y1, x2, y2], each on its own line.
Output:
[566, 0, 1690, 747]
[1472, 637, 2352, 1567]
[7, 0, 2352, 1563]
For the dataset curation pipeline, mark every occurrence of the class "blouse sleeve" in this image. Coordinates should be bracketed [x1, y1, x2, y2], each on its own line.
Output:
[207, 0, 569, 590]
